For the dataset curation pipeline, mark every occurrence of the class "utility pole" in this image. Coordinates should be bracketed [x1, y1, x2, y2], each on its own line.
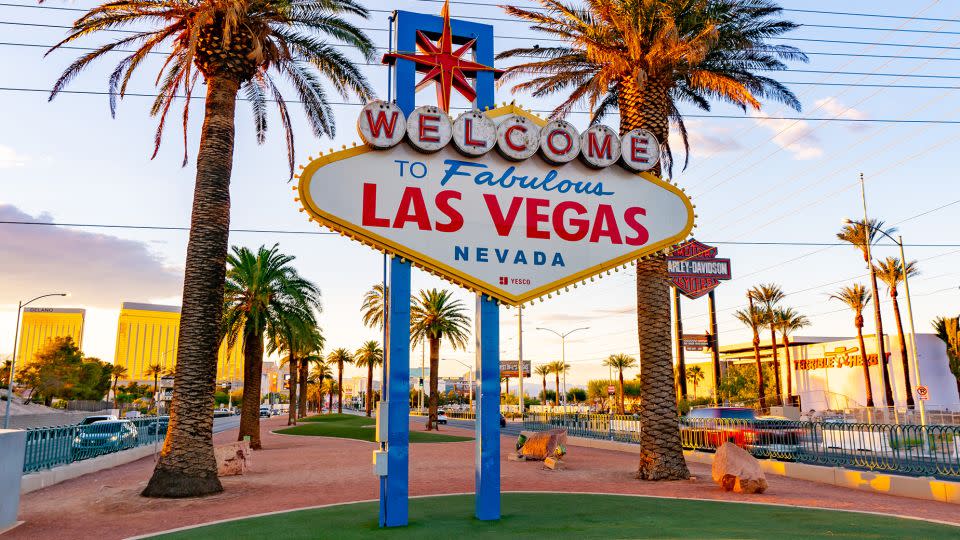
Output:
[536, 326, 589, 409]
[518, 306, 524, 416]
[708, 290, 722, 405]
[673, 287, 687, 399]
[898, 234, 926, 426]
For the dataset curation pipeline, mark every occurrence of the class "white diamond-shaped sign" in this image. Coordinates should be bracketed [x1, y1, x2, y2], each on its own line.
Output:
[297, 107, 693, 306]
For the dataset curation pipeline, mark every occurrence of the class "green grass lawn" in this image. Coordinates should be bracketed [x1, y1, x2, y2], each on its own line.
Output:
[149, 493, 959, 539]
[276, 414, 472, 443]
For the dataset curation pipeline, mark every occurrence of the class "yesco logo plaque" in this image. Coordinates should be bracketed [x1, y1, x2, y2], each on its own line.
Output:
[296, 102, 695, 305]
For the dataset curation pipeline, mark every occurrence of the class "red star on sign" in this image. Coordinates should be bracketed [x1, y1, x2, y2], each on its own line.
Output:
[382, 0, 503, 112]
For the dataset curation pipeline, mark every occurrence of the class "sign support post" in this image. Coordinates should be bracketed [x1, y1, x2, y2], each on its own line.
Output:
[475, 295, 500, 521]
[383, 257, 411, 527]
[673, 287, 687, 399]
[708, 290, 722, 405]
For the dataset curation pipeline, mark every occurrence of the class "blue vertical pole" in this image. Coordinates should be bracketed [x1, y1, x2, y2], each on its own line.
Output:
[475, 295, 500, 521]
[383, 257, 411, 527]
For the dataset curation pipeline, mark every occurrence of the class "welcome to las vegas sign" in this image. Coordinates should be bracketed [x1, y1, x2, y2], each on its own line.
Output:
[296, 102, 695, 306]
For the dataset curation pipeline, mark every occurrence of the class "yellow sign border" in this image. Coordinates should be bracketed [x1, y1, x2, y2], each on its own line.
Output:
[297, 104, 695, 306]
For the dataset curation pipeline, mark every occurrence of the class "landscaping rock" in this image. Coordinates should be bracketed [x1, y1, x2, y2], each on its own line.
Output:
[543, 456, 565, 470]
[712, 442, 767, 494]
[215, 439, 252, 476]
[518, 429, 568, 461]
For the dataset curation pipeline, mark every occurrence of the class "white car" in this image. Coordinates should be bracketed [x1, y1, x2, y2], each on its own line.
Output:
[77, 415, 118, 426]
[437, 411, 448, 425]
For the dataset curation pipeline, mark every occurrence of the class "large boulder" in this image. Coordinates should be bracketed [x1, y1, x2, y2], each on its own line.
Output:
[516, 429, 567, 461]
[712, 442, 767, 494]
[215, 439, 252, 476]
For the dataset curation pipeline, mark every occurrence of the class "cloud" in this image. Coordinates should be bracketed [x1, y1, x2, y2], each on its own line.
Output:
[0, 205, 182, 308]
[537, 306, 634, 324]
[0, 144, 29, 169]
[814, 97, 869, 132]
[669, 120, 743, 157]
[751, 111, 822, 160]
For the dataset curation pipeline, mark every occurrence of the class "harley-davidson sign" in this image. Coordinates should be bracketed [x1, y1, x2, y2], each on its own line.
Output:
[297, 103, 695, 305]
[667, 239, 731, 299]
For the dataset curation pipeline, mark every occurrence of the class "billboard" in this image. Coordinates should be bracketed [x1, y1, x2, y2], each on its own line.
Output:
[499, 360, 531, 378]
[16, 307, 85, 373]
[297, 103, 694, 306]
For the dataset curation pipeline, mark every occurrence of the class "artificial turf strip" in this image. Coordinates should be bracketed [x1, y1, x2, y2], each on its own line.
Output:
[277, 414, 472, 443]
[149, 493, 960, 540]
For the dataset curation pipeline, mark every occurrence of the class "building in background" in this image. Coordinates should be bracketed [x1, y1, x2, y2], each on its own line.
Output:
[113, 302, 244, 385]
[15, 307, 85, 374]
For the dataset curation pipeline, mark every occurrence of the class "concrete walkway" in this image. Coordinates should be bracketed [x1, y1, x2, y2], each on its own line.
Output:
[10, 416, 960, 539]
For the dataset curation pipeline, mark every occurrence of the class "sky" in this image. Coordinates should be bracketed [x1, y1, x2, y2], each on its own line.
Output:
[1, 0, 959, 389]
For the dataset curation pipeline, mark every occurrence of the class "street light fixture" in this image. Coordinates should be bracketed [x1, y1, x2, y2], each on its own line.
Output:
[536, 326, 589, 408]
[4, 292, 69, 429]
[449, 357, 474, 413]
[843, 218, 925, 427]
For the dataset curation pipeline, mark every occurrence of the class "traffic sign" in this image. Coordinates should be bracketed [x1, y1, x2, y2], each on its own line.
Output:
[681, 334, 710, 351]
[607, 385, 616, 396]
[917, 385, 930, 401]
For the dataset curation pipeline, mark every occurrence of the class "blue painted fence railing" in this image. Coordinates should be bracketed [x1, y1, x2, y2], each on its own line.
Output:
[523, 412, 960, 480]
[23, 416, 167, 473]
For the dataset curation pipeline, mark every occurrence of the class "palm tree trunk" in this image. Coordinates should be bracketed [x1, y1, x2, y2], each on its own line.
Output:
[328, 387, 333, 414]
[337, 361, 344, 414]
[857, 323, 875, 407]
[753, 334, 766, 410]
[427, 337, 440, 430]
[769, 325, 781, 405]
[868, 266, 894, 406]
[890, 292, 915, 409]
[782, 335, 794, 406]
[618, 369, 625, 414]
[541, 375, 547, 403]
[554, 372, 561, 407]
[298, 360, 308, 418]
[619, 77, 688, 481]
[142, 76, 239, 498]
[365, 360, 373, 417]
[288, 355, 298, 426]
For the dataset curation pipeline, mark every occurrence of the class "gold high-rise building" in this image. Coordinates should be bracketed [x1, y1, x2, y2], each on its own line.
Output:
[15, 307, 86, 374]
[114, 302, 244, 383]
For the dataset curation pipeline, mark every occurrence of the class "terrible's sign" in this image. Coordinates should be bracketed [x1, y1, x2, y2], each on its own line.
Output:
[297, 103, 694, 305]
[667, 239, 731, 300]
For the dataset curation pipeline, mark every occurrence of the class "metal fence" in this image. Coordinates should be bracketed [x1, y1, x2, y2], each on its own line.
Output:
[523, 412, 960, 479]
[22, 416, 168, 473]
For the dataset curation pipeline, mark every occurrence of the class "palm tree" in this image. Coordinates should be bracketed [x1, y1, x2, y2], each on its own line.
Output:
[686, 366, 705, 397]
[110, 364, 128, 407]
[322, 378, 339, 414]
[308, 361, 333, 414]
[145, 363, 164, 396]
[326, 348, 353, 414]
[498, 0, 805, 482]
[748, 284, 785, 403]
[875, 257, 919, 409]
[831, 284, 875, 407]
[733, 304, 767, 409]
[361, 284, 387, 331]
[271, 322, 323, 426]
[838, 220, 896, 406]
[49, 0, 375, 498]
[222, 245, 321, 447]
[535, 364, 552, 404]
[772, 307, 809, 403]
[603, 353, 636, 413]
[933, 316, 960, 396]
[550, 361, 570, 407]
[300, 345, 327, 417]
[410, 289, 471, 430]
[354, 341, 383, 417]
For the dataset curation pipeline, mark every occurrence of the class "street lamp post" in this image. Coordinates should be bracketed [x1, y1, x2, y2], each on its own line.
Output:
[536, 326, 589, 409]
[4, 292, 68, 429]
[450, 358, 474, 413]
[844, 219, 926, 427]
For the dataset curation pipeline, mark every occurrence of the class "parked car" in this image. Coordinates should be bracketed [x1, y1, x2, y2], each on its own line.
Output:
[146, 416, 169, 436]
[73, 420, 139, 454]
[437, 410, 448, 425]
[259, 407, 272, 418]
[213, 409, 233, 418]
[680, 407, 804, 455]
[77, 415, 118, 426]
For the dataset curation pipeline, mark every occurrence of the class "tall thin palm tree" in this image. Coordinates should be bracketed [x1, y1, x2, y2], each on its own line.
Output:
[550, 361, 570, 407]
[145, 362, 164, 396]
[838, 219, 896, 406]
[410, 289, 471, 430]
[110, 364, 128, 408]
[323, 378, 339, 414]
[308, 361, 333, 414]
[299, 332, 325, 419]
[933, 316, 960, 396]
[354, 341, 383, 417]
[686, 366, 705, 397]
[535, 364, 552, 404]
[499, 0, 805, 482]
[875, 256, 919, 409]
[773, 307, 809, 403]
[270, 322, 323, 425]
[361, 284, 387, 331]
[326, 348, 353, 415]
[733, 304, 767, 409]
[748, 284, 785, 403]
[49, 0, 375, 498]
[222, 244, 321, 447]
[831, 284, 875, 408]
[603, 353, 636, 413]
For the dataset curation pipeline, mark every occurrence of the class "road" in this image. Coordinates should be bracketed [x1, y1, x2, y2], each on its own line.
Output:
[213, 415, 241, 433]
